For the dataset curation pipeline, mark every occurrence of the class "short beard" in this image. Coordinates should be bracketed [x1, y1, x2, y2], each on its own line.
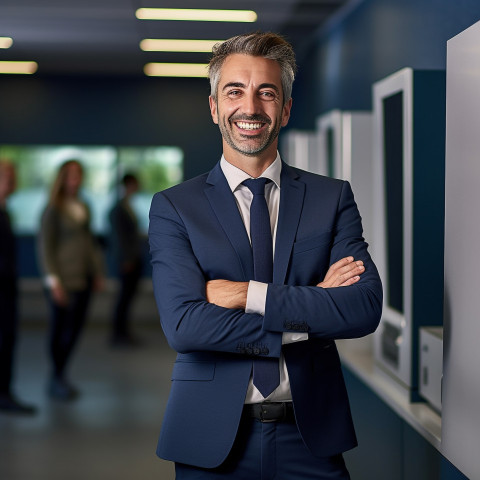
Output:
[219, 114, 281, 157]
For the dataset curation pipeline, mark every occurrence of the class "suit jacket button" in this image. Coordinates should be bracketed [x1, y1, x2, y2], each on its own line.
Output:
[285, 322, 292, 330]
[246, 348, 253, 355]
[262, 347, 269, 355]
[253, 347, 261, 355]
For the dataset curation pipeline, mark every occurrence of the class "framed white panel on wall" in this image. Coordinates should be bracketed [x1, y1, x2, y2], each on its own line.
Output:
[371, 67, 445, 399]
[316, 110, 373, 243]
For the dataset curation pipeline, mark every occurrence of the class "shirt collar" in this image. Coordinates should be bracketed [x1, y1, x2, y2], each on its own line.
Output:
[220, 152, 282, 193]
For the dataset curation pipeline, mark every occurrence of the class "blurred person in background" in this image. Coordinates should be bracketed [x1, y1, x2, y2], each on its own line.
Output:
[108, 173, 144, 347]
[0, 160, 37, 414]
[37, 160, 104, 401]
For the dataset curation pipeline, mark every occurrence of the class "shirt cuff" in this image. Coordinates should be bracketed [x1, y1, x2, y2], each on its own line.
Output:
[245, 280, 268, 315]
[282, 332, 309, 345]
[246, 281, 309, 344]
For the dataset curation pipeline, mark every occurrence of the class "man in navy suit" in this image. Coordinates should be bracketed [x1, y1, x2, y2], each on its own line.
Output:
[149, 32, 382, 479]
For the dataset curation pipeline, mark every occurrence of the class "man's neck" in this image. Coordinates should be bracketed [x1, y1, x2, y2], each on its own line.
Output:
[222, 143, 278, 178]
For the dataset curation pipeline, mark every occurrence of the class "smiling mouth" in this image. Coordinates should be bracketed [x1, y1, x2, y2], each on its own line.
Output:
[235, 121, 265, 131]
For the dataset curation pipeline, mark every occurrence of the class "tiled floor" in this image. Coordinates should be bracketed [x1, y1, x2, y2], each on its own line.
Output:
[0, 323, 176, 480]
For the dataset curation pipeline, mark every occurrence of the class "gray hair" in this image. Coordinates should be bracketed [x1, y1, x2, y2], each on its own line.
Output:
[208, 32, 297, 105]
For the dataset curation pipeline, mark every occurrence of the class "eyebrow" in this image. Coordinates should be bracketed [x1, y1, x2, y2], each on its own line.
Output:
[222, 82, 280, 94]
[222, 82, 245, 91]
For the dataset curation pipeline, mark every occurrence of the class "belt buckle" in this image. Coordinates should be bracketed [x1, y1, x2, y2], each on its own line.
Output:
[259, 402, 286, 423]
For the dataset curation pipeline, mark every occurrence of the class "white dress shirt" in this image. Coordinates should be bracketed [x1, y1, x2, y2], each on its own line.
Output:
[220, 154, 308, 404]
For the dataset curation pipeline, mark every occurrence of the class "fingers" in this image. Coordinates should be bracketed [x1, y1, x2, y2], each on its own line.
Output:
[322, 256, 353, 282]
[334, 260, 364, 287]
[338, 274, 361, 287]
[317, 257, 365, 288]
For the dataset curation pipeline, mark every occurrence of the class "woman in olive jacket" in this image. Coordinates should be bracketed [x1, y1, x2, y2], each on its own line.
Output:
[38, 160, 104, 400]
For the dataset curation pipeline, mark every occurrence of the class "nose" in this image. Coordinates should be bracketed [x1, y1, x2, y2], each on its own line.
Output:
[242, 91, 261, 115]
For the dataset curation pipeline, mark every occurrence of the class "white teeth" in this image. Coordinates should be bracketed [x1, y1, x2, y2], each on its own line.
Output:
[236, 121, 263, 130]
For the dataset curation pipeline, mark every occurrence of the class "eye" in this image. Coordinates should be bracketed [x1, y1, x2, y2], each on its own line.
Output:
[259, 90, 276, 100]
[227, 89, 242, 98]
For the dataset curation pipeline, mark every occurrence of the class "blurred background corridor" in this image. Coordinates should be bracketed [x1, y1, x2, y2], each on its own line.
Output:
[0, 323, 176, 480]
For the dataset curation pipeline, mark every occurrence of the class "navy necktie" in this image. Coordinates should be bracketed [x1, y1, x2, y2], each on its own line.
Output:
[243, 178, 280, 398]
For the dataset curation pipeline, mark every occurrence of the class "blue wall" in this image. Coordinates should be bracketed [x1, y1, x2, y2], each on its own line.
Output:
[289, 0, 480, 129]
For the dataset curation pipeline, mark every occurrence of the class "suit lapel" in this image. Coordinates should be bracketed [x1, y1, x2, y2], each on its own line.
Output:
[274, 163, 305, 284]
[204, 163, 254, 281]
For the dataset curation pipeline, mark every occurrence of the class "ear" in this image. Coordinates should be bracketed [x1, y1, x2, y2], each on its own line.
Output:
[209, 96, 219, 125]
[281, 98, 293, 127]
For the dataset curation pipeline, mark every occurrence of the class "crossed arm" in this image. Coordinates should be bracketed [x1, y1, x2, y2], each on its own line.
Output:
[206, 256, 365, 310]
[150, 182, 382, 353]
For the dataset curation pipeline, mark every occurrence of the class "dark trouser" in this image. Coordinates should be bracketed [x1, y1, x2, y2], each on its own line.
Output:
[175, 413, 351, 480]
[47, 284, 92, 379]
[111, 262, 142, 339]
[0, 278, 17, 394]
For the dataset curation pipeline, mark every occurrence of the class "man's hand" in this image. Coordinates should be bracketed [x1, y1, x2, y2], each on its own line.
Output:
[317, 256, 364, 288]
[206, 280, 249, 309]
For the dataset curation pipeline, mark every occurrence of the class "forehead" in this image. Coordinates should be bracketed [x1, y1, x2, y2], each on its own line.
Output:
[219, 54, 282, 89]
[66, 163, 82, 174]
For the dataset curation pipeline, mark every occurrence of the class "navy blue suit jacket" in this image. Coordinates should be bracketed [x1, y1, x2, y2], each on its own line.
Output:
[148, 161, 382, 468]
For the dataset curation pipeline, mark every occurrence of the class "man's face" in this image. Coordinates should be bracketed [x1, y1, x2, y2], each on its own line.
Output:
[209, 54, 292, 159]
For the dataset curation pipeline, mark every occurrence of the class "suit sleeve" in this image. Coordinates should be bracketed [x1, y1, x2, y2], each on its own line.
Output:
[263, 181, 383, 339]
[148, 191, 283, 357]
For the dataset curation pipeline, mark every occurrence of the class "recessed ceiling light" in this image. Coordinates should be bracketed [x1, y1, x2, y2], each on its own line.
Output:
[136, 8, 257, 23]
[0, 37, 13, 49]
[140, 39, 223, 52]
[144, 63, 209, 78]
[0, 61, 38, 74]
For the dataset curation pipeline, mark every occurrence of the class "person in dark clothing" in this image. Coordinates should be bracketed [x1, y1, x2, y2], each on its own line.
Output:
[108, 173, 144, 347]
[38, 160, 105, 400]
[0, 160, 37, 414]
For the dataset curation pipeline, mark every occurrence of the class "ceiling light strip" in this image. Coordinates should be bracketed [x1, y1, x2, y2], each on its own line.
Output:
[136, 8, 257, 23]
[140, 39, 223, 52]
[0, 37, 13, 49]
[0, 61, 38, 74]
[144, 63, 209, 78]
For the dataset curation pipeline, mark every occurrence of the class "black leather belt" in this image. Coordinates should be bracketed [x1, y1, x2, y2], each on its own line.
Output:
[243, 402, 295, 423]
